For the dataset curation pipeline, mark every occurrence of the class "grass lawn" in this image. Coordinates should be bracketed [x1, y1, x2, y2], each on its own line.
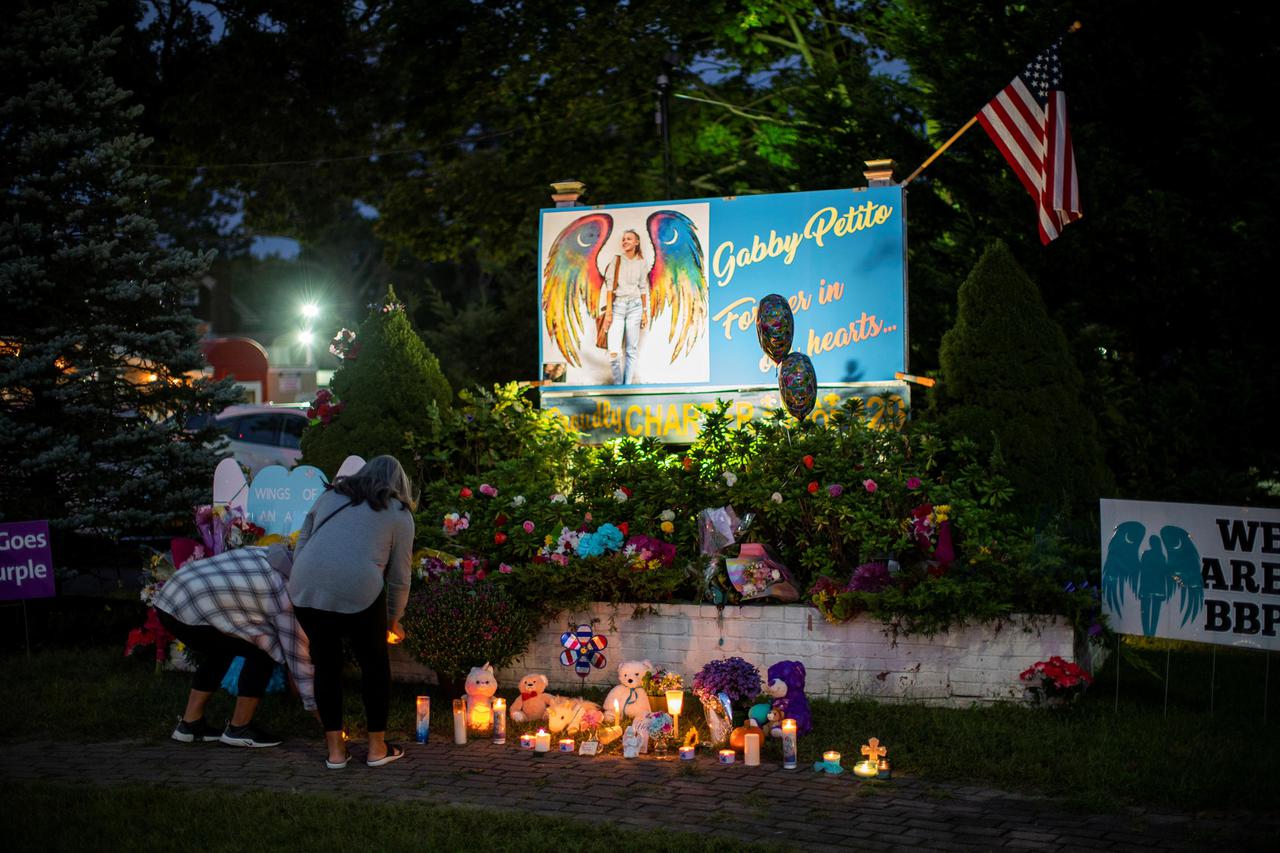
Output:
[2, 640, 1277, 813]
[3, 781, 775, 852]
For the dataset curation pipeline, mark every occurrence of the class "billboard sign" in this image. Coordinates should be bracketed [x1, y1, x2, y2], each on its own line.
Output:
[537, 186, 906, 398]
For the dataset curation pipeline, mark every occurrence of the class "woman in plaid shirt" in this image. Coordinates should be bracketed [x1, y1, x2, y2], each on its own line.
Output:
[154, 544, 316, 748]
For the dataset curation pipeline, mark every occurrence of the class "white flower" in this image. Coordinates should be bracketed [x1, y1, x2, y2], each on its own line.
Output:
[550, 493, 567, 503]
[770, 492, 783, 504]
[723, 471, 737, 487]
[771, 569, 781, 580]
[613, 489, 629, 502]
[510, 495, 526, 507]
[659, 509, 676, 522]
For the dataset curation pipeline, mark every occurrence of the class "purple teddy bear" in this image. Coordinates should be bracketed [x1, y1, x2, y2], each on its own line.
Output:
[766, 660, 812, 737]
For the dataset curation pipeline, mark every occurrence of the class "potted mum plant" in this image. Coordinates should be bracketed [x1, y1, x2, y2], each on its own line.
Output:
[641, 669, 684, 714]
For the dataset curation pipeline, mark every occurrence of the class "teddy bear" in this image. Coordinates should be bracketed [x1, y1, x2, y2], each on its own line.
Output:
[544, 695, 603, 735]
[765, 660, 812, 737]
[603, 659, 653, 724]
[464, 663, 498, 729]
[510, 673, 552, 723]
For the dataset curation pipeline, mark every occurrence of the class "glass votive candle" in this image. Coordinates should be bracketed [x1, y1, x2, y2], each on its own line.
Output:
[519, 733, 535, 750]
[558, 738, 575, 753]
[679, 745, 696, 761]
[718, 749, 736, 765]
[823, 750, 841, 765]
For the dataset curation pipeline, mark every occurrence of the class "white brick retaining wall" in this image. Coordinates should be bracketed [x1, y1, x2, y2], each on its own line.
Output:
[390, 603, 1075, 707]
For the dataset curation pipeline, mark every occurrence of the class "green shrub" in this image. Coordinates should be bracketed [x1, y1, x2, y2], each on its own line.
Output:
[933, 240, 1109, 518]
[300, 286, 452, 479]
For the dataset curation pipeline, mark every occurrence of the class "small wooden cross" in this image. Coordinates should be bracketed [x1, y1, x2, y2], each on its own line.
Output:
[861, 737, 887, 762]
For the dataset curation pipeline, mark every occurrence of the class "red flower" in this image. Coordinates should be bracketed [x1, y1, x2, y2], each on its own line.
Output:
[494, 532, 507, 545]
[619, 522, 629, 536]
[682, 457, 693, 471]
[620, 486, 633, 498]
[495, 513, 508, 527]
[476, 569, 487, 581]
[459, 487, 473, 499]
[807, 481, 819, 494]
[802, 455, 814, 469]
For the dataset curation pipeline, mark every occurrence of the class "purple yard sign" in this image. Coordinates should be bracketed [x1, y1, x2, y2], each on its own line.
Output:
[0, 520, 55, 601]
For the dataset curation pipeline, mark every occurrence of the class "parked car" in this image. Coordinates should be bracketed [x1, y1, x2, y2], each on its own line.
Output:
[185, 404, 310, 477]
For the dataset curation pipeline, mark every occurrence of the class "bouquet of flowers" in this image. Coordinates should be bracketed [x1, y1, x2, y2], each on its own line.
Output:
[643, 711, 675, 754]
[643, 669, 684, 696]
[1020, 656, 1093, 707]
[328, 328, 362, 361]
[724, 544, 799, 602]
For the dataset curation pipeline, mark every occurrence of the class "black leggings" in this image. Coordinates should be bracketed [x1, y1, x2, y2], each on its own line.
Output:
[156, 609, 275, 699]
[294, 591, 390, 733]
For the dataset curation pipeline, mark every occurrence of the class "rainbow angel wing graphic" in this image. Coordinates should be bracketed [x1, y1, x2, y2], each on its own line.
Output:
[647, 210, 708, 363]
[541, 212, 613, 366]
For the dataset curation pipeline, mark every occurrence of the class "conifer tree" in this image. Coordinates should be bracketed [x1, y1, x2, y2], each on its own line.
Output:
[934, 240, 1109, 517]
[0, 2, 241, 535]
[301, 286, 452, 479]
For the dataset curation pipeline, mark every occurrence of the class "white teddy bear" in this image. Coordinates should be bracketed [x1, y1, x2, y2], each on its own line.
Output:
[603, 659, 653, 724]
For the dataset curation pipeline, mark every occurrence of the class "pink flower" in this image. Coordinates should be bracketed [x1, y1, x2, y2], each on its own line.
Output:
[499, 563, 513, 574]
[522, 520, 535, 534]
[863, 479, 878, 493]
[479, 483, 498, 497]
[906, 477, 922, 490]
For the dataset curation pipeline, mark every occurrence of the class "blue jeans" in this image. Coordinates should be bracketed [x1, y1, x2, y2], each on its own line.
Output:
[608, 297, 643, 385]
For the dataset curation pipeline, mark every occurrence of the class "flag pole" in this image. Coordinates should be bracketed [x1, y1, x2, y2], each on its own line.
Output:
[899, 21, 1083, 188]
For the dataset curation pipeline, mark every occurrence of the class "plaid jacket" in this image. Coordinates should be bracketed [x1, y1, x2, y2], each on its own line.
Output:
[154, 546, 316, 710]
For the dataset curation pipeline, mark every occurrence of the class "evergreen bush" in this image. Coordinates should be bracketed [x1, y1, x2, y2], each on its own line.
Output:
[0, 2, 241, 535]
[933, 241, 1109, 518]
[300, 286, 452, 479]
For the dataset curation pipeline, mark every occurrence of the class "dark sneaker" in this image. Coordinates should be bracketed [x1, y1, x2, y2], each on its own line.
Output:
[220, 724, 282, 748]
[172, 717, 222, 743]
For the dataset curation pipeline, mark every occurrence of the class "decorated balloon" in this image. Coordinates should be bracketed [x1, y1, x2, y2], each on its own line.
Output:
[755, 294, 794, 364]
[559, 624, 608, 677]
[777, 352, 817, 420]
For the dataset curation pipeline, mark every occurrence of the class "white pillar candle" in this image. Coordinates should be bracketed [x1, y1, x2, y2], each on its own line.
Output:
[452, 699, 467, 745]
[491, 698, 507, 745]
[780, 718, 798, 770]
[534, 729, 551, 752]
[743, 731, 761, 766]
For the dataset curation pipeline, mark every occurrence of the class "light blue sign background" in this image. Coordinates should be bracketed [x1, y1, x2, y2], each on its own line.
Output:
[538, 186, 906, 390]
[246, 465, 328, 536]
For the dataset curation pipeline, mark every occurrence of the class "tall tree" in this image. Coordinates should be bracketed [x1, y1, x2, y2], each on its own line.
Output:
[0, 1, 241, 535]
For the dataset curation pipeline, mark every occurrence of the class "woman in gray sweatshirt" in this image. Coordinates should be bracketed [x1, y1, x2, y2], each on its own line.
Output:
[289, 455, 415, 769]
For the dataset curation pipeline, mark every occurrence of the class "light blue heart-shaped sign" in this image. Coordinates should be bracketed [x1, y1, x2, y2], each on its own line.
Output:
[247, 465, 329, 536]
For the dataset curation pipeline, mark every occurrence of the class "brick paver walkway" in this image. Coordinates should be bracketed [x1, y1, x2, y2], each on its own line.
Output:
[1, 737, 1274, 851]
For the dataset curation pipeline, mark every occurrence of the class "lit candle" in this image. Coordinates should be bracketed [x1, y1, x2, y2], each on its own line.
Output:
[534, 729, 551, 753]
[491, 698, 506, 745]
[743, 731, 760, 767]
[780, 718, 798, 770]
[558, 738, 575, 753]
[415, 695, 430, 744]
[718, 749, 736, 765]
[519, 733, 535, 750]
[823, 750, 841, 765]
[666, 688, 684, 737]
[679, 745, 696, 761]
[612, 698, 621, 724]
[877, 758, 892, 780]
[469, 700, 492, 731]
[853, 760, 879, 778]
[452, 699, 467, 745]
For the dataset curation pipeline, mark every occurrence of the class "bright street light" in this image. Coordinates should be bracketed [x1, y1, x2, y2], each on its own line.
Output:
[300, 302, 320, 320]
[297, 329, 315, 347]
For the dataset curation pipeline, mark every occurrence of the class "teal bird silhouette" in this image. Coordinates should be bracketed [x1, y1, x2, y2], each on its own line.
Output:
[1102, 521, 1144, 615]
[1160, 525, 1203, 627]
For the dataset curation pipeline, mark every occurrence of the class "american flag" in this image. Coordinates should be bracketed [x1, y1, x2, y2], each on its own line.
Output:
[978, 39, 1082, 244]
